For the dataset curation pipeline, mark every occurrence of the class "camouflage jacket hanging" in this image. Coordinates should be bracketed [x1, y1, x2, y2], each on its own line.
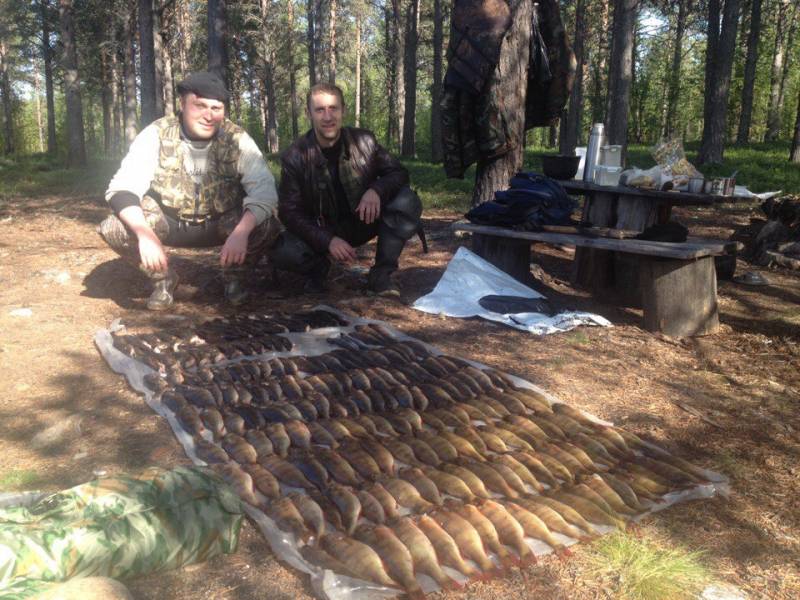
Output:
[441, 0, 576, 178]
[149, 115, 247, 218]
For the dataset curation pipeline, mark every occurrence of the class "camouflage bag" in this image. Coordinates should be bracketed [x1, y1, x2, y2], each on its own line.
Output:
[0, 467, 242, 599]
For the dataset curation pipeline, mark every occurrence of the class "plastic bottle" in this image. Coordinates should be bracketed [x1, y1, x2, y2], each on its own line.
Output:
[583, 123, 606, 183]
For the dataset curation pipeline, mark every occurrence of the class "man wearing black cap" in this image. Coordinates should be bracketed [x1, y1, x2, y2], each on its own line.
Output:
[98, 71, 281, 309]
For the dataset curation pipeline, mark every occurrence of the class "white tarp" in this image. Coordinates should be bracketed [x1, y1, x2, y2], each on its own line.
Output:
[412, 247, 611, 335]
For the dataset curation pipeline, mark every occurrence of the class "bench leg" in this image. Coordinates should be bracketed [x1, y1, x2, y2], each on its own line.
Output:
[640, 256, 719, 337]
[471, 233, 533, 285]
[573, 193, 615, 289]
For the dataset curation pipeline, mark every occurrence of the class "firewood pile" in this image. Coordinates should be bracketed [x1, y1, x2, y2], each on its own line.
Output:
[732, 195, 800, 269]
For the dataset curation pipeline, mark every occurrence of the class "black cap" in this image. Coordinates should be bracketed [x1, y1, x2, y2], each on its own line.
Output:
[176, 71, 229, 103]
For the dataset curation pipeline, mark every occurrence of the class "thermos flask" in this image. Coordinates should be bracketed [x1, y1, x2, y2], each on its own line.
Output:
[583, 123, 606, 183]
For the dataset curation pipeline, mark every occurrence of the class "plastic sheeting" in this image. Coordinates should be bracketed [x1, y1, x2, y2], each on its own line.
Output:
[412, 247, 612, 334]
[93, 307, 728, 600]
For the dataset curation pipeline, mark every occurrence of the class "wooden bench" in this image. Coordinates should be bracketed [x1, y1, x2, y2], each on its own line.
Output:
[453, 223, 740, 337]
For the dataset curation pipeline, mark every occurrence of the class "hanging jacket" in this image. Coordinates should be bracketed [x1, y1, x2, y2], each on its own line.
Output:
[441, 0, 576, 178]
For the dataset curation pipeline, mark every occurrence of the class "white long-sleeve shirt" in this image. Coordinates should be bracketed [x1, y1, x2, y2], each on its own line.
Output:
[105, 121, 278, 225]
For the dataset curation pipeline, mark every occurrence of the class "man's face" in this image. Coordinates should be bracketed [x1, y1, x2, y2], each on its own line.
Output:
[180, 93, 225, 139]
[307, 92, 343, 146]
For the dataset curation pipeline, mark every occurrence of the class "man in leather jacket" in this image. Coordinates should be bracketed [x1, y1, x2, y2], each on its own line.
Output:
[270, 83, 422, 296]
[98, 72, 280, 310]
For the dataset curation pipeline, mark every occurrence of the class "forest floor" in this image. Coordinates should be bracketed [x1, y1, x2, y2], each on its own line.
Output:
[1, 166, 799, 599]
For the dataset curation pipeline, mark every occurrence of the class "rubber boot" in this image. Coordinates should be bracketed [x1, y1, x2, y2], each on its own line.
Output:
[146, 270, 179, 311]
[304, 258, 331, 294]
[224, 278, 249, 307]
[367, 227, 405, 297]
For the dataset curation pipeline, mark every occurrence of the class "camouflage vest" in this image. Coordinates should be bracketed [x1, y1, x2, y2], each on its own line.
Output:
[149, 115, 246, 217]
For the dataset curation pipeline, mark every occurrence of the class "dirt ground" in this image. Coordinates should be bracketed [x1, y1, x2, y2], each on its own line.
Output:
[0, 190, 798, 600]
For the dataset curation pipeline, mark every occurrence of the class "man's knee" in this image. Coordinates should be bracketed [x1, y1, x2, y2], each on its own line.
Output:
[382, 186, 422, 240]
[97, 213, 132, 252]
[269, 231, 324, 274]
[245, 215, 283, 256]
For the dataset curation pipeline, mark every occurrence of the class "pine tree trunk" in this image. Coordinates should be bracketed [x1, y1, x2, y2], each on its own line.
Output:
[605, 0, 637, 159]
[0, 41, 14, 154]
[698, 0, 739, 165]
[664, 0, 688, 138]
[765, 0, 789, 141]
[267, 50, 279, 151]
[355, 12, 362, 127]
[110, 40, 122, 155]
[329, 0, 337, 82]
[561, 0, 585, 154]
[776, 5, 798, 134]
[385, 1, 401, 148]
[40, 0, 57, 154]
[401, 0, 419, 157]
[58, 0, 87, 166]
[110, 32, 121, 155]
[207, 0, 229, 84]
[589, 1, 609, 125]
[258, 0, 278, 152]
[307, 0, 317, 86]
[790, 84, 800, 162]
[161, 29, 174, 116]
[253, 76, 265, 133]
[288, 0, 299, 137]
[229, 37, 243, 121]
[139, 0, 158, 127]
[34, 69, 45, 152]
[152, 7, 165, 117]
[472, 0, 532, 205]
[100, 49, 112, 155]
[391, 0, 405, 147]
[177, 0, 190, 74]
[736, 0, 762, 144]
[430, 0, 444, 162]
[123, 5, 138, 145]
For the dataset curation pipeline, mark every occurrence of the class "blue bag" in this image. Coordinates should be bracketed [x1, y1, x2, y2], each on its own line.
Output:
[465, 172, 576, 230]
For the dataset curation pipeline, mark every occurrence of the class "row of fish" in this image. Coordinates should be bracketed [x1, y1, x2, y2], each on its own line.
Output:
[119, 315, 711, 596]
[112, 309, 356, 371]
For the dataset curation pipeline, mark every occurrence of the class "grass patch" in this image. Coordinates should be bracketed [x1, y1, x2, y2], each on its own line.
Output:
[0, 469, 39, 490]
[583, 531, 710, 600]
[714, 451, 748, 481]
[568, 331, 591, 345]
[0, 154, 117, 199]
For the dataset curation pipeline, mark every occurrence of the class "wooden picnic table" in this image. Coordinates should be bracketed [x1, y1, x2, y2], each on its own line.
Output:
[558, 180, 747, 291]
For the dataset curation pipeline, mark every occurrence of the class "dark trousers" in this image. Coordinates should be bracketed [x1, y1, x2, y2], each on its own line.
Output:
[269, 186, 422, 282]
[97, 196, 281, 281]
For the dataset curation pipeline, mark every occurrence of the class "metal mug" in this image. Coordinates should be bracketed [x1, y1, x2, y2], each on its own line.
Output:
[688, 177, 705, 194]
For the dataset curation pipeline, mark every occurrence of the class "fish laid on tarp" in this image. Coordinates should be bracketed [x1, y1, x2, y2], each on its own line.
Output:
[354, 524, 425, 599]
[105, 314, 721, 600]
[390, 516, 463, 591]
[319, 533, 399, 588]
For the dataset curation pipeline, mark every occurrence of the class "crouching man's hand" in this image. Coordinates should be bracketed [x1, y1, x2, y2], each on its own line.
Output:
[221, 209, 256, 267]
[356, 189, 381, 224]
[328, 236, 357, 263]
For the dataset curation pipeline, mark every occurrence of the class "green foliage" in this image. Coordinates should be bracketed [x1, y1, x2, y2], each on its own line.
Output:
[0, 154, 116, 198]
[584, 531, 710, 600]
[403, 159, 474, 211]
[0, 469, 39, 490]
